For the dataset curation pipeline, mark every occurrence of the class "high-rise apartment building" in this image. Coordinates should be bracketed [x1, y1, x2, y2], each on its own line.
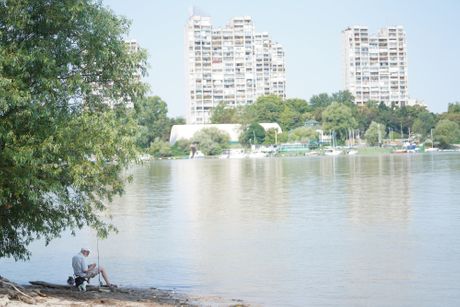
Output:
[185, 15, 286, 124]
[125, 39, 142, 82]
[100, 40, 141, 108]
[343, 26, 408, 107]
[125, 39, 140, 53]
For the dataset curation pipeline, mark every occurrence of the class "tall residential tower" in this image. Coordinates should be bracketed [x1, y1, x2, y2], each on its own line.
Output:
[343, 26, 408, 107]
[185, 15, 286, 124]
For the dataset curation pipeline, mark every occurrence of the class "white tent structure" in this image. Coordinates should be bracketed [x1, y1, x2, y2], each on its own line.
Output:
[169, 123, 282, 145]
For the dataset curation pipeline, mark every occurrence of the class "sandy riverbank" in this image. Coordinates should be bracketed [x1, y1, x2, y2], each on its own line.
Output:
[0, 277, 248, 307]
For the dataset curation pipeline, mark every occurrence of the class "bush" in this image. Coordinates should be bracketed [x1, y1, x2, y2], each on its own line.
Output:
[263, 128, 279, 145]
[171, 139, 192, 157]
[239, 123, 265, 146]
[191, 127, 230, 155]
[365, 121, 386, 146]
[149, 138, 172, 158]
[288, 127, 318, 143]
[388, 131, 401, 140]
[434, 119, 460, 148]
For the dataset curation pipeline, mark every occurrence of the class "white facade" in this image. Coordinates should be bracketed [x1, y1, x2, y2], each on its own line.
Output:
[125, 39, 140, 53]
[125, 40, 141, 82]
[185, 15, 286, 124]
[343, 26, 408, 107]
[407, 98, 427, 108]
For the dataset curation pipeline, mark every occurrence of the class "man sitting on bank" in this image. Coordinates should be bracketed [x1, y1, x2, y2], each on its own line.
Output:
[72, 247, 115, 289]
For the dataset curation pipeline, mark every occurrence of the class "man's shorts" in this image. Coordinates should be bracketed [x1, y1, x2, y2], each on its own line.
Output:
[85, 267, 100, 278]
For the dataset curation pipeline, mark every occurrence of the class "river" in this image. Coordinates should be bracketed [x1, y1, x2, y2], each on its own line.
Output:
[2, 152, 460, 306]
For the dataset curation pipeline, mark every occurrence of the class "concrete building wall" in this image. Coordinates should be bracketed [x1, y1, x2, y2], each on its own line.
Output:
[185, 15, 286, 124]
[343, 26, 408, 107]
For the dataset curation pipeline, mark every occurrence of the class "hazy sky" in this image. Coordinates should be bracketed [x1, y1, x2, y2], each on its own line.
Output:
[103, 0, 459, 116]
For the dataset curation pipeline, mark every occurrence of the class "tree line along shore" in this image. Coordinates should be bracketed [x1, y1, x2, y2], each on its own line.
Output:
[138, 94, 460, 158]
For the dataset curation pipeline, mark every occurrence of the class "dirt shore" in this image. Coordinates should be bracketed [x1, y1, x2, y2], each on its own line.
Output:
[0, 277, 248, 306]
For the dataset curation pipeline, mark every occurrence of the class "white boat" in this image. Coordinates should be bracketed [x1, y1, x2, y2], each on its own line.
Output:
[229, 149, 247, 159]
[219, 149, 247, 159]
[218, 152, 229, 159]
[231, 153, 247, 158]
[425, 129, 438, 153]
[247, 151, 267, 158]
[324, 148, 342, 156]
[346, 149, 358, 155]
[324, 131, 342, 156]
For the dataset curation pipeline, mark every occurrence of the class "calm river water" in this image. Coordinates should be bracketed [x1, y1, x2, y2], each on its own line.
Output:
[2, 153, 460, 306]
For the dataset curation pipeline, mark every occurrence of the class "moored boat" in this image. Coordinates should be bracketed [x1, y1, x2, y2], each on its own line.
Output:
[324, 148, 342, 156]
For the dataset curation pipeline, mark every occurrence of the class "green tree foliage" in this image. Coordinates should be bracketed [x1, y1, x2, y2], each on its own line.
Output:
[331, 91, 355, 105]
[134, 96, 170, 148]
[388, 131, 401, 140]
[365, 121, 386, 146]
[373, 103, 401, 135]
[191, 128, 230, 155]
[170, 116, 186, 126]
[288, 127, 318, 143]
[263, 128, 279, 145]
[171, 139, 191, 157]
[239, 123, 266, 146]
[412, 112, 435, 137]
[0, 0, 147, 260]
[309, 93, 332, 109]
[148, 138, 172, 158]
[279, 107, 299, 131]
[309, 93, 331, 122]
[355, 101, 379, 132]
[309, 91, 354, 122]
[322, 102, 357, 142]
[286, 98, 311, 114]
[396, 105, 430, 134]
[210, 102, 239, 124]
[434, 119, 460, 148]
[280, 98, 312, 131]
[448, 102, 460, 113]
[247, 95, 284, 124]
[440, 102, 460, 125]
[280, 107, 306, 131]
[353, 102, 439, 142]
[242, 96, 311, 131]
[277, 132, 289, 143]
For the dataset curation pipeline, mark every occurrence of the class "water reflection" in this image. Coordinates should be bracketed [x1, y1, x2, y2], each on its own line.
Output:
[174, 159, 290, 222]
[345, 155, 411, 224]
[340, 155, 414, 305]
[1, 153, 460, 306]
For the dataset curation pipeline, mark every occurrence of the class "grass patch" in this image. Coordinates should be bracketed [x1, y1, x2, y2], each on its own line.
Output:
[357, 147, 394, 155]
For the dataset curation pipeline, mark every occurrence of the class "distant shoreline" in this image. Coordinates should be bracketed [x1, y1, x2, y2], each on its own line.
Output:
[148, 146, 460, 160]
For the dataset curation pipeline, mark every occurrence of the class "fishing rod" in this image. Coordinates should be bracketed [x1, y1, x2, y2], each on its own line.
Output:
[97, 236, 101, 287]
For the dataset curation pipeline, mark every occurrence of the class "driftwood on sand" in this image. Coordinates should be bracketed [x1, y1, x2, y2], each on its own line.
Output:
[0, 275, 36, 304]
[1, 277, 196, 306]
[29, 280, 102, 292]
[1, 277, 249, 306]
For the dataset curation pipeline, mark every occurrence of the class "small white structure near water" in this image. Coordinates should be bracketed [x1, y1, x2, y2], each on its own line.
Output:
[169, 123, 282, 145]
